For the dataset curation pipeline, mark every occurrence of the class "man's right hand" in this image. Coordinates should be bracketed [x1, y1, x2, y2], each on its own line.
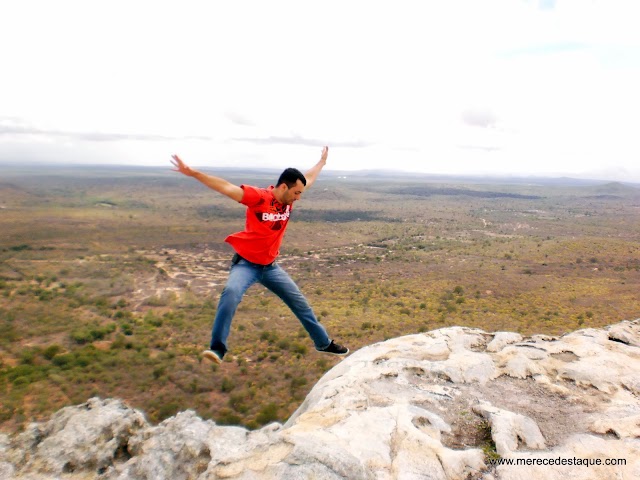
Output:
[170, 154, 244, 202]
[171, 154, 196, 177]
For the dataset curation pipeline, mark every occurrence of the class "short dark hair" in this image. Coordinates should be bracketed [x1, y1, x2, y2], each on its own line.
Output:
[276, 168, 307, 188]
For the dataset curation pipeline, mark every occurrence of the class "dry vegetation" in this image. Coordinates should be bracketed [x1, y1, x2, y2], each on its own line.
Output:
[1, 165, 639, 432]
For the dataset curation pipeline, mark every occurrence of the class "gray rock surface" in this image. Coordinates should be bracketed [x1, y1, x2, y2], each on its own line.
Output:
[1, 319, 639, 479]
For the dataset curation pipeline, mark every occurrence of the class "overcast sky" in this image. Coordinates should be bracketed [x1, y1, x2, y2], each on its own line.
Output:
[1, 0, 640, 181]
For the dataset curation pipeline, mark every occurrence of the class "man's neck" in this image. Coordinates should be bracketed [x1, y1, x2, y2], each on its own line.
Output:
[271, 185, 285, 204]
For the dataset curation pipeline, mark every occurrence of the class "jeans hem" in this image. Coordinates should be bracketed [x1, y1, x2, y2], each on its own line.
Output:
[315, 340, 333, 351]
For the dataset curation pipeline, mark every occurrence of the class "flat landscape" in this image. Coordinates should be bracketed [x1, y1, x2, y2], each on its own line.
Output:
[1, 164, 639, 432]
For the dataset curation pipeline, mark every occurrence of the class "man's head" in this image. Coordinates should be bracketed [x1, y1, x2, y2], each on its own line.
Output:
[274, 168, 307, 205]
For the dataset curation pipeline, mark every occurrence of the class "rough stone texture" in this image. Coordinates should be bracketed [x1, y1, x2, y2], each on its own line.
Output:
[1, 319, 639, 479]
[472, 402, 546, 456]
[2, 398, 147, 479]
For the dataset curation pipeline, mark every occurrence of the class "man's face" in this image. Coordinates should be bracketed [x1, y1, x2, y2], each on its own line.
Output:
[282, 180, 305, 205]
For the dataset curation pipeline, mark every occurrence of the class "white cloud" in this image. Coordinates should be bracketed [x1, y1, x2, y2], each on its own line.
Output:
[1, 0, 639, 181]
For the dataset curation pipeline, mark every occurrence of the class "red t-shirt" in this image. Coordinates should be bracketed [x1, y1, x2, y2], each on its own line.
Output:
[225, 185, 292, 265]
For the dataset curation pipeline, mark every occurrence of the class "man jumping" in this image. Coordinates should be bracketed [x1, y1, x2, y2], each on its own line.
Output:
[171, 146, 349, 364]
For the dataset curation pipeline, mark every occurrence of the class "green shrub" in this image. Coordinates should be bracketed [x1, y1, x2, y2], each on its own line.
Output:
[157, 402, 180, 421]
[152, 366, 166, 379]
[111, 334, 127, 349]
[144, 296, 169, 307]
[12, 376, 30, 386]
[89, 328, 106, 341]
[260, 331, 279, 343]
[71, 329, 92, 344]
[52, 354, 74, 369]
[43, 345, 62, 360]
[121, 324, 134, 336]
[220, 377, 236, 393]
[291, 343, 307, 355]
[38, 290, 55, 301]
[290, 376, 307, 391]
[256, 403, 279, 425]
[216, 408, 242, 426]
[144, 312, 163, 327]
[19, 350, 37, 365]
[94, 297, 109, 308]
[7, 364, 37, 382]
[229, 393, 249, 413]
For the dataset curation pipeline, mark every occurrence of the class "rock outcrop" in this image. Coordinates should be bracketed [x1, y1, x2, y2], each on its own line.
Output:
[1, 320, 639, 479]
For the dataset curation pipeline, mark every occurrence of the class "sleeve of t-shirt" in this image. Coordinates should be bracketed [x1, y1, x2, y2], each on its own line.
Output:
[239, 185, 265, 207]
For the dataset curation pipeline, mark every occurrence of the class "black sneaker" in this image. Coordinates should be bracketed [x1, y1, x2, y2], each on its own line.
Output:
[317, 340, 349, 356]
[202, 349, 223, 365]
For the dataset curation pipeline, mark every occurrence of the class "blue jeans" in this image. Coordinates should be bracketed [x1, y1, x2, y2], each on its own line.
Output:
[210, 258, 331, 357]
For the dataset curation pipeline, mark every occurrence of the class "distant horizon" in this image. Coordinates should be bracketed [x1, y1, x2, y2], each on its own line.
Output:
[2, 160, 639, 187]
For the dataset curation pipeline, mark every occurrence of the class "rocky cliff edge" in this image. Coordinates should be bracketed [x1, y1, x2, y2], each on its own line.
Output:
[1, 320, 639, 479]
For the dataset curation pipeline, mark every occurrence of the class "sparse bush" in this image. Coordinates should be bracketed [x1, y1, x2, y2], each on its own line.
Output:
[52, 354, 74, 369]
[94, 297, 109, 308]
[157, 402, 180, 421]
[144, 312, 163, 327]
[38, 290, 55, 301]
[291, 343, 307, 355]
[216, 408, 242, 426]
[256, 402, 279, 425]
[71, 329, 93, 344]
[290, 376, 308, 394]
[229, 393, 249, 413]
[19, 350, 37, 365]
[121, 323, 134, 336]
[144, 295, 169, 307]
[43, 345, 62, 360]
[260, 331, 279, 344]
[111, 334, 127, 349]
[221, 377, 236, 393]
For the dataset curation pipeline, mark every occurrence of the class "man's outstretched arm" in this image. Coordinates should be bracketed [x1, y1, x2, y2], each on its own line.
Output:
[303, 146, 329, 189]
[171, 154, 244, 202]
